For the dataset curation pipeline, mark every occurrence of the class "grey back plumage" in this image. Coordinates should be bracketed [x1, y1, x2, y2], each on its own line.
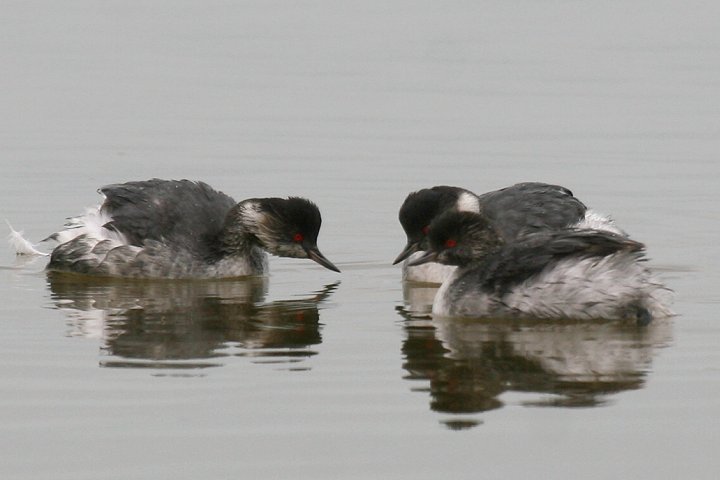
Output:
[461, 228, 644, 294]
[475, 182, 587, 240]
[100, 179, 236, 259]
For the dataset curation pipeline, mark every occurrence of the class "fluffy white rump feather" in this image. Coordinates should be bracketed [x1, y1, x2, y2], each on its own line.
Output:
[6, 220, 48, 256]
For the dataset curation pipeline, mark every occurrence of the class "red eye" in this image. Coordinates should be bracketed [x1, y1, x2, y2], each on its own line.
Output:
[421, 225, 430, 235]
[445, 239, 457, 248]
[293, 233, 304, 242]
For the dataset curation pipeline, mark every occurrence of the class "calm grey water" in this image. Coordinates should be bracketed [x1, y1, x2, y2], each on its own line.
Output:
[2, 2, 720, 479]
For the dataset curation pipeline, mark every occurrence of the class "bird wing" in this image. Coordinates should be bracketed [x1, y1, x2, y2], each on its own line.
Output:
[99, 179, 237, 256]
[478, 229, 645, 292]
[476, 182, 587, 240]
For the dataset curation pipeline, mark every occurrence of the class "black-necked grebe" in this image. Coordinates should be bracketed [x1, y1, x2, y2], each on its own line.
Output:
[33, 179, 339, 278]
[409, 210, 671, 323]
[394, 183, 624, 283]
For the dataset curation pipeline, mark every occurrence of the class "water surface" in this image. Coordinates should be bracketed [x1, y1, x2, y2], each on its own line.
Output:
[2, 2, 720, 479]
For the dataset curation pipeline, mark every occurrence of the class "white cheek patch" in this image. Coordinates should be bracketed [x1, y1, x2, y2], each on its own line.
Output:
[241, 202, 266, 227]
[456, 192, 480, 213]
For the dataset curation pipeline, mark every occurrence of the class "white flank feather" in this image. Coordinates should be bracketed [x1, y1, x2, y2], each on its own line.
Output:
[575, 210, 626, 236]
[6, 220, 48, 256]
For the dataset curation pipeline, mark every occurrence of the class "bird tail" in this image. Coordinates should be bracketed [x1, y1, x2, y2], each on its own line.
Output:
[6, 220, 49, 256]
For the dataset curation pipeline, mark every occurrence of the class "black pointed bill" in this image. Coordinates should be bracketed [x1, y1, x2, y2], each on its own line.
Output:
[406, 250, 438, 267]
[307, 247, 341, 273]
[393, 241, 420, 265]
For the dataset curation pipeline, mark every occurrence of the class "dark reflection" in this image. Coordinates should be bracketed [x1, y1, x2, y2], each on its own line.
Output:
[399, 283, 672, 429]
[47, 271, 338, 372]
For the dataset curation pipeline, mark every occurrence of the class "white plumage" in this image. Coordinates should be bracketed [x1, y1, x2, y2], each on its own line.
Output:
[6, 220, 48, 256]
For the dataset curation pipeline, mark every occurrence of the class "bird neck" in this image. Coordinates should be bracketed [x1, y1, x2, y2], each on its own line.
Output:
[452, 235, 505, 268]
[218, 201, 265, 255]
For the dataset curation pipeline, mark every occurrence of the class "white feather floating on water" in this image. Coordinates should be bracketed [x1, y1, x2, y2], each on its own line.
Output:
[6, 220, 48, 256]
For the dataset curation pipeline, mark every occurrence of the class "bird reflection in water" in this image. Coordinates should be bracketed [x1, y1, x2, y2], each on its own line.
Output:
[47, 271, 339, 372]
[398, 283, 672, 430]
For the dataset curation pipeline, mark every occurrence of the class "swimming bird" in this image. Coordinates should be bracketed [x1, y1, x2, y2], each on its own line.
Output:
[408, 210, 670, 323]
[36, 179, 339, 278]
[394, 183, 624, 283]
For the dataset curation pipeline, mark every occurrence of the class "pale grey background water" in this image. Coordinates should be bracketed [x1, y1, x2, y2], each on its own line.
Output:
[2, 2, 719, 479]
